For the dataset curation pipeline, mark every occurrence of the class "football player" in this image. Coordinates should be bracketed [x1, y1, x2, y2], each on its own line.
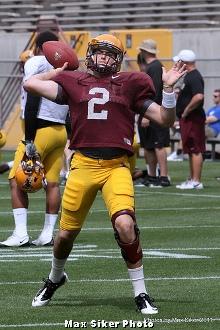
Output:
[0, 129, 11, 174]
[0, 31, 69, 247]
[0, 50, 34, 176]
[24, 34, 186, 314]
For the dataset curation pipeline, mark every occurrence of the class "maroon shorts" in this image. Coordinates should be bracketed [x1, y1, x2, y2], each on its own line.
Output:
[180, 115, 206, 154]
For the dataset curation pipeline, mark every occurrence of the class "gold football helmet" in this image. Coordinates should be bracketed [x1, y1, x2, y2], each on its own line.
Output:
[19, 49, 34, 63]
[85, 34, 125, 74]
[15, 159, 46, 193]
[0, 130, 6, 149]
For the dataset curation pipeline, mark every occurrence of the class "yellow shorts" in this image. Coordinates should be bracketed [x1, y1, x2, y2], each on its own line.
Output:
[60, 152, 135, 230]
[9, 125, 67, 183]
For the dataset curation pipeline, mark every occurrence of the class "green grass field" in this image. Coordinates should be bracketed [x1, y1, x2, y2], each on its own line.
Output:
[0, 151, 220, 330]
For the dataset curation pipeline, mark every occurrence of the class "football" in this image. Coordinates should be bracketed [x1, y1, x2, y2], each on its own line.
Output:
[42, 40, 79, 70]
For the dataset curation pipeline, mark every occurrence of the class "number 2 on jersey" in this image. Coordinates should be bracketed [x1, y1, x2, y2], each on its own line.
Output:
[87, 87, 109, 120]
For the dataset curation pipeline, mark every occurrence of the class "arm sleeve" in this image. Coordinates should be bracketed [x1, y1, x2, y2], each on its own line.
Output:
[54, 84, 68, 105]
[24, 92, 41, 141]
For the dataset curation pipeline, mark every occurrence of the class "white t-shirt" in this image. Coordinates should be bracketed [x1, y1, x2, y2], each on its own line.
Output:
[21, 55, 69, 123]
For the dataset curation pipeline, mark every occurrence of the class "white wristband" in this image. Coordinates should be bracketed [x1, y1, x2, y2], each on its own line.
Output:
[162, 90, 176, 109]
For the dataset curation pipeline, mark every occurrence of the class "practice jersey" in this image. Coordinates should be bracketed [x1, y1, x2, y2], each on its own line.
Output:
[22, 56, 68, 123]
[53, 71, 155, 154]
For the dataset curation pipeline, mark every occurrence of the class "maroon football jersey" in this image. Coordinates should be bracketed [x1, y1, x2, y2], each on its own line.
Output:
[53, 71, 155, 153]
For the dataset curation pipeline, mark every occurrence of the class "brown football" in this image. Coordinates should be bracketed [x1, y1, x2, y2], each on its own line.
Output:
[42, 40, 79, 70]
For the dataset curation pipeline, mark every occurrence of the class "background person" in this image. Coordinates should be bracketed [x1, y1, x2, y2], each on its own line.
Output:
[137, 39, 171, 187]
[205, 89, 220, 138]
[0, 50, 34, 175]
[0, 31, 69, 247]
[174, 49, 206, 190]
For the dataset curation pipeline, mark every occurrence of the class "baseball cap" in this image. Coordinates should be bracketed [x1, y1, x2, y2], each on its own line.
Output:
[173, 49, 196, 62]
[137, 39, 157, 54]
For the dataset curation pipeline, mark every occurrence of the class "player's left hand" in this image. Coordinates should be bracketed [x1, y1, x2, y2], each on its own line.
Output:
[162, 61, 187, 87]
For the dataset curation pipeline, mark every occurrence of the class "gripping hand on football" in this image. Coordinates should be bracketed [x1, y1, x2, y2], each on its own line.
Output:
[23, 140, 40, 160]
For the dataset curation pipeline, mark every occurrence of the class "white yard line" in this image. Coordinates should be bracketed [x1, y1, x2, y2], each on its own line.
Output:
[2, 205, 220, 215]
[0, 224, 220, 234]
[0, 275, 220, 286]
[135, 191, 220, 198]
[0, 248, 213, 261]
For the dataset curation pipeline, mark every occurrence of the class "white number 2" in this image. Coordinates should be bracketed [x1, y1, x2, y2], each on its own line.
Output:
[87, 87, 109, 120]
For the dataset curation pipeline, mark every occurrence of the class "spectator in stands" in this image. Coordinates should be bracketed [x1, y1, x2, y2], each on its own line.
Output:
[0, 31, 69, 247]
[137, 39, 171, 187]
[205, 89, 220, 138]
[24, 34, 186, 313]
[174, 49, 206, 190]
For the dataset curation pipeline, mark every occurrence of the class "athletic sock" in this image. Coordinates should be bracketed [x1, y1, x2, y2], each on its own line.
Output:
[39, 213, 58, 240]
[7, 161, 14, 168]
[49, 256, 67, 283]
[13, 208, 28, 237]
[128, 265, 147, 297]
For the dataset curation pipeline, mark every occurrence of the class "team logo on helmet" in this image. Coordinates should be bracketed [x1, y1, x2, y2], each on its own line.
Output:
[15, 159, 46, 193]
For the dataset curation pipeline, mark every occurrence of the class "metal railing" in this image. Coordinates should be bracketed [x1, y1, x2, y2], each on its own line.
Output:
[0, 61, 22, 127]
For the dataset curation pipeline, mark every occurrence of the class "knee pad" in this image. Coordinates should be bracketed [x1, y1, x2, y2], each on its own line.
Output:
[111, 210, 143, 264]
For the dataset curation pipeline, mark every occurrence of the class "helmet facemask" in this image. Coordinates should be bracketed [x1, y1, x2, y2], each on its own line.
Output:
[85, 38, 124, 74]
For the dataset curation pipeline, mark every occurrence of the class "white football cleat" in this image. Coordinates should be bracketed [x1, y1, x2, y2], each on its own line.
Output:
[135, 293, 158, 314]
[0, 233, 30, 247]
[32, 272, 68, 307]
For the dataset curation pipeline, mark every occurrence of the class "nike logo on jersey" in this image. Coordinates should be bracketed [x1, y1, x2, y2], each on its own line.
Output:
[112, 75, 120, 79]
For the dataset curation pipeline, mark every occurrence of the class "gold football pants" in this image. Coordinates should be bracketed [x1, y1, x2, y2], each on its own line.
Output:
[60, 152, 135, 230]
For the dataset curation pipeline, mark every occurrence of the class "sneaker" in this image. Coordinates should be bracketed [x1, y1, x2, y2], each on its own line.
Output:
[31, 237, 54, 246]
[143, 176, 161, 188]
[133, 180, 145, 187]
[135, 293, 158, 315]
[32, 272, 68, 307]
[176, 179, 191, 189]
[133, 169, 148, 180]
[0, 233, 30, 247]
[167, 151, 183, 161]
[176, 180, 203, 190]
[0, 163, 10, 174]
[159, 176, 171, 187]
[133, 170, 149, 187]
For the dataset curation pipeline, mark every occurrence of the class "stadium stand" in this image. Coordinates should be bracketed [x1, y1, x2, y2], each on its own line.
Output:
[0, 0, 220, 31]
